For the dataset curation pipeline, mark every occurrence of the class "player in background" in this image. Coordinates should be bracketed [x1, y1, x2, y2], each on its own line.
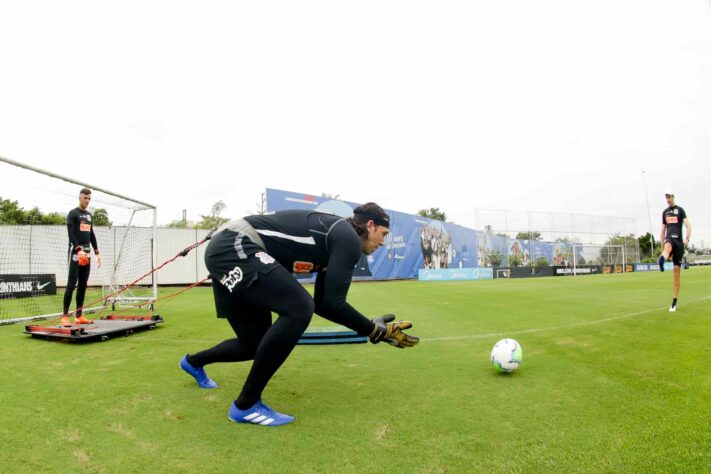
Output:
[179, 202, 419, 427]
[658, 189, 692, 312]
[61, 188, 102, 326]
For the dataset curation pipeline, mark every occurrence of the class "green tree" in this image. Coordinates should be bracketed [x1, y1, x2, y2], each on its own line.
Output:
[508, 253, 523, 267]
[166, 220, 190, 228]
[516, 231, 542, 241]
[42, 212, 66, 225]
[254, 193, 267, 215]
[196, 201, 229, 230]
[602, 233, 637, 263]
[92, 208, 112, 227]
[638, 232, 654, 258]
[487, 249, 503, 267]
[603, 233, 634, 247]
[483, 224, 508, 238]
[417, 207, 447, 221]
[0, 197, 25, 224]
[0, 197, 65, 224]
[24, 207, 44, 224]
[533, 256, 550, 267]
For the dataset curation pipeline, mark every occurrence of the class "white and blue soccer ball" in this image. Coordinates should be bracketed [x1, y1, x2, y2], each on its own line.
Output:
[491, 338, 523, 373]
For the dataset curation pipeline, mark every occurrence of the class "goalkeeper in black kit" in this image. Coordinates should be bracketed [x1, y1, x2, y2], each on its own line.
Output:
[62, 188, 102, 327]
[180, 202, 419, 427]
[657, 189, 692, 312]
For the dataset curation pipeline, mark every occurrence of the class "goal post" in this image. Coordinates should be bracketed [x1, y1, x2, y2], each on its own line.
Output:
[572, 244, 627, 273]
[0, 156, 157, 325]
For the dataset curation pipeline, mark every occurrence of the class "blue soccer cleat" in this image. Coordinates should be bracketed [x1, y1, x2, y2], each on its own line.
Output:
[658, 255, 665, 272]
[228, 400, 294, 427]
[179, 355, 218, 389]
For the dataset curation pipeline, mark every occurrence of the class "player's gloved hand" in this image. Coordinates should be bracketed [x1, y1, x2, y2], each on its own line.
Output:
[369, 314, 419, 348]
[77, 250, 89, 266]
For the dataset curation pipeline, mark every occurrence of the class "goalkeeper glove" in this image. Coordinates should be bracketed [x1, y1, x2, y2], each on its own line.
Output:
[77, 250, 89, 266]
[369, 314, 419, 348]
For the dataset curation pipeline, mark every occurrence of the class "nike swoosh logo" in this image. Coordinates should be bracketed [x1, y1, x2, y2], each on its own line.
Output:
[37, 282, 51, 290]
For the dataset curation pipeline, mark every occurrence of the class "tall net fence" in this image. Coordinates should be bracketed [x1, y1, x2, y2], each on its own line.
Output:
[456, 208, 642, 266]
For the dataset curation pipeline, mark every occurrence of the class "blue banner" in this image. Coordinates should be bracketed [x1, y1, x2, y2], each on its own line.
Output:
[634, 262, 671, 272]
[418, 268, 494, 281]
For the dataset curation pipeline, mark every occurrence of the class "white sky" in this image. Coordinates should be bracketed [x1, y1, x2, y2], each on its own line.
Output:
[1, 1, 710, 246]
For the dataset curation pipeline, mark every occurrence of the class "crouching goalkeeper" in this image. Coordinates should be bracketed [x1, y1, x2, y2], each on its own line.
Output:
[180, 202, 419, 427]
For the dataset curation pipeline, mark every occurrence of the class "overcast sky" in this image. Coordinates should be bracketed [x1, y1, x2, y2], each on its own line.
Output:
[1, 1, 710, 246]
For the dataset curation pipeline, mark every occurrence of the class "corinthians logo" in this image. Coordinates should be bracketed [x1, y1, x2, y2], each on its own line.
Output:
[0, 274, 57, 298]
[0, 281, 33, 293]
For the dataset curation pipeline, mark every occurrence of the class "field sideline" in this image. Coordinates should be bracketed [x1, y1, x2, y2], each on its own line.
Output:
[1, 268, 709, 472]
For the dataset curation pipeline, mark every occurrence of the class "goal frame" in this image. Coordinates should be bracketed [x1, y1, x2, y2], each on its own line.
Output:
[571, 244, 627, 274]
[0, 156, 158, 325]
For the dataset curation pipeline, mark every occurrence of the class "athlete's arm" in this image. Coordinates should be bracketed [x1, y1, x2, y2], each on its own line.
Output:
[67, 210, 81, 253]
[659, 222, 666, 247]
[90, 226, 98, 254]
[313, 225, 374, 335]
[90, 226, 102, 268]
[684, 218, 692, 246]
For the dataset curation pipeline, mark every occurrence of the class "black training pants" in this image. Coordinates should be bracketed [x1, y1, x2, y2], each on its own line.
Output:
[189, 263, 314, 408]
[63, 256, 91, 316]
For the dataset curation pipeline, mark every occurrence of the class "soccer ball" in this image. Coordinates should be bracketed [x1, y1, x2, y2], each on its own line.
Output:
[491, 338, 523, 373]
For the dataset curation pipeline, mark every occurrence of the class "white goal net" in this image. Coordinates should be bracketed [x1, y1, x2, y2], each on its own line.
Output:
[0, 156, 157, 325]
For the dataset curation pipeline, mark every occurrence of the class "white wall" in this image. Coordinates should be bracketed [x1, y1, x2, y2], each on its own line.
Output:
[0, 226, 211, 286]
[155, 228, 210, 285]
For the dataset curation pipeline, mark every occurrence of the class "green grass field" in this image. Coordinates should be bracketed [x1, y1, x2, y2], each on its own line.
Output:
[1, 268, 710, 473]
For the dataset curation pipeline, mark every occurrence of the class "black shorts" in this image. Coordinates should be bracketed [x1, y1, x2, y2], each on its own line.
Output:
[665, 237, 684, 266]
[205, 229, 280, 318]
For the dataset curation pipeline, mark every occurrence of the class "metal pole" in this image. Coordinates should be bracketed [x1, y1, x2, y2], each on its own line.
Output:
[573, 243, 577, 276]
[641, 170, 655, 255]
[0, 155, 156, 209]
[152, 208, 158, 301]
[528, 212, 534, 272]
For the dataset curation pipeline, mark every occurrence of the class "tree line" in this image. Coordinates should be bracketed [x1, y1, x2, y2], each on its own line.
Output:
[0, 197, 111, 226]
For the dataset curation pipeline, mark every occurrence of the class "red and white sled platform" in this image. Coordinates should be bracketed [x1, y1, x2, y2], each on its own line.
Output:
[24, 314, 164, 342]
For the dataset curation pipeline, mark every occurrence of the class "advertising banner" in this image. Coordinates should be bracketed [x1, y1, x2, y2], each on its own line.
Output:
[418, 268, 494, 281]
[602, 265, 624, 274]
[0, 274, 57, 299]
[493, 267, 556, 278]
[634, 262, 673, 272]
[552, 266, 603, 276]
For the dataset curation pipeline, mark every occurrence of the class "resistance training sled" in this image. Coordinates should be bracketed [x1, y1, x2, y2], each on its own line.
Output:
[24, 314, 164, 342]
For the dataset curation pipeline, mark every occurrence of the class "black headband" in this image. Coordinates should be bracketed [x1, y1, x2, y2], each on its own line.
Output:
[354, 211, 390, 228]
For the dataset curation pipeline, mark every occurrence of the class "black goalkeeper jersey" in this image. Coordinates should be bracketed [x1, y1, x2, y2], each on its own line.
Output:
[662, 205, 687, 240]
[244, 210, 370, 332]
[67, 207, 98, 254]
